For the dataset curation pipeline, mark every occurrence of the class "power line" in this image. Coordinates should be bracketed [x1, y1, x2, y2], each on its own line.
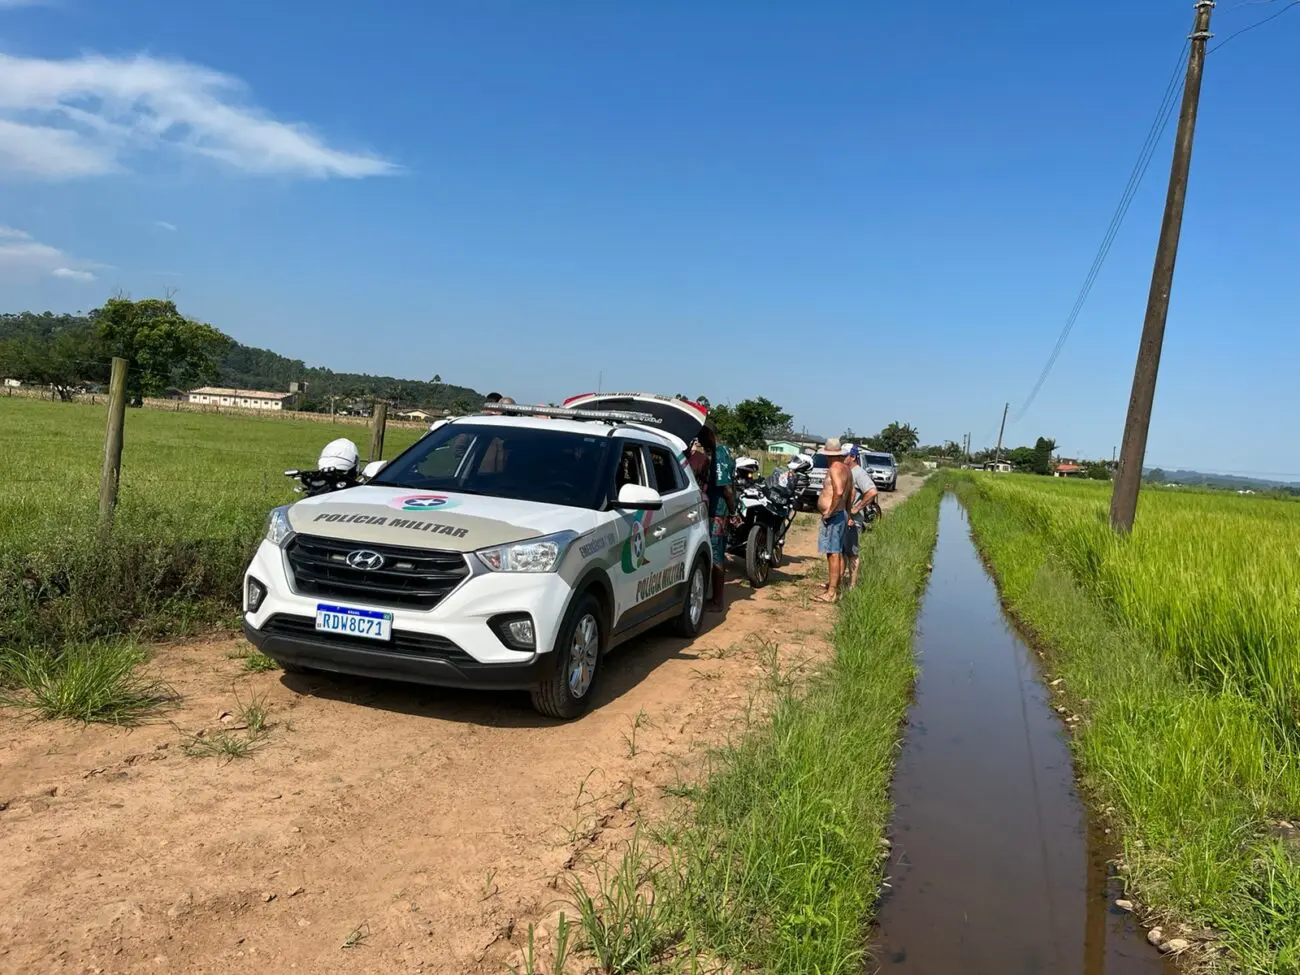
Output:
[1011, 31, 1193, 425]
[1210, 0, 1300, 52]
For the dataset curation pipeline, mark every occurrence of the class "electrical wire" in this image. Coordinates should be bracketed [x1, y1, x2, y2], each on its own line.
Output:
[1011, 36, 1192, 426]
[1210, 0, 1300, 52]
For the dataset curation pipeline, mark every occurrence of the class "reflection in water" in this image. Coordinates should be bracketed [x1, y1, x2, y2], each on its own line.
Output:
[871, 496, 1172, 974]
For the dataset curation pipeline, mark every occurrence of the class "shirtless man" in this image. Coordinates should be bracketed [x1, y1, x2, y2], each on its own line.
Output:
[816, 438, 853, 602]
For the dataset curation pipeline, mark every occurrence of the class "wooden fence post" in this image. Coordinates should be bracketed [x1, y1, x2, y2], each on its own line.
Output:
[369, 401, 388, 463]
[98, 357, 128, 528]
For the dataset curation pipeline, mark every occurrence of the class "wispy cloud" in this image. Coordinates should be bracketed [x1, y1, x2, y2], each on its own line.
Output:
[154, 220, 177, 232]
[0, 225, 100, 282]
[0, 52, 399, 180]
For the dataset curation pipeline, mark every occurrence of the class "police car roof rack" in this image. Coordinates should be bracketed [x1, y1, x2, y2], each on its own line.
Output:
[480, 402, 663, 425]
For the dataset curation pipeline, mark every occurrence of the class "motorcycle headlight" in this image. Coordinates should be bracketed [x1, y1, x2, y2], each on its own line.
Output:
[476, 530, 579, 573]
[265, 506, 295, 548]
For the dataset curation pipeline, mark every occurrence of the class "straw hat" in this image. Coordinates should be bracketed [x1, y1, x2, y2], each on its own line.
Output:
[819, 437, 849, 456]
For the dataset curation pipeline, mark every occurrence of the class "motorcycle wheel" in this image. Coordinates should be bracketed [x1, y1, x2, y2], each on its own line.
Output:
[746, 523, 771, 587]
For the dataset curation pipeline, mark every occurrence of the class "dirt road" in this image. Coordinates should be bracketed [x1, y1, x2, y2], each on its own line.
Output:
[0, 477, 922, 974]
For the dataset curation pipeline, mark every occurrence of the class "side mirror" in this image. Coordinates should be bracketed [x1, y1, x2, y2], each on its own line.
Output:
[362, 460, 388, 479]
[614, 483, 663, 510]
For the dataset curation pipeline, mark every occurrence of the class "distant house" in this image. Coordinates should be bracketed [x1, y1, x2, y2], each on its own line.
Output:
[3, 378, 21, 388]
[766, 440, 803, 456]
[985, 461, 1013, 473]
[162, 387, 186, 401]
[394, 408, 448, 422]
[187, 387, 294, 411]
[1054, 463, 1084, 478]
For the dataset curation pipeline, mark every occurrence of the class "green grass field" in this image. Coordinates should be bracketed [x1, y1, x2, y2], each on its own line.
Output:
[970, 474, 1300, 728]
[958, 472, 1300, 974]
[0, 397, 426, 657]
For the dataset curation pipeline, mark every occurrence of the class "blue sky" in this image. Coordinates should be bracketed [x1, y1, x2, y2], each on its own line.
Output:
[1, 1, 1297, 476]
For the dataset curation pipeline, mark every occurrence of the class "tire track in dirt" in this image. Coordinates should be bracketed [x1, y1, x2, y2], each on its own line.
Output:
[0, 477, 923, 974]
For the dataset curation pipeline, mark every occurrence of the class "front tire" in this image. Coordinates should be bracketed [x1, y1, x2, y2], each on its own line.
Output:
[673, 558, 708, 638]
[745, 523, 772, 587]
[531, 594, 604, 720]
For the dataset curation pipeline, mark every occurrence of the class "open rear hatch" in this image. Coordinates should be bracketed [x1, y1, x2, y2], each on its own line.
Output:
[562, 392, 707, 449]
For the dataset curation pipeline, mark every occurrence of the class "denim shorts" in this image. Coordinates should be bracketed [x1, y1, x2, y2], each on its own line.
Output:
[818, 511, 847, 554]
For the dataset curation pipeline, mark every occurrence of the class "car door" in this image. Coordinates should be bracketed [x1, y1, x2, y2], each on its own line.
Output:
[637, 441, 700, 618]
[609, 439, 658, 630]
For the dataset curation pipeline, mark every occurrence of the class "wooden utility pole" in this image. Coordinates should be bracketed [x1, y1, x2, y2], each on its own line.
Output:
[993, 402, 1009, 464]
[369, 400, 388, 463]
[1111, 0, 1214, 533]
[98, 357, 128, 528]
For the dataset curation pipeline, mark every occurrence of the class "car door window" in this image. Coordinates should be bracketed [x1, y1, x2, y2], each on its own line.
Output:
[614, 442, 648, 492]
[646, 445, 683, 496]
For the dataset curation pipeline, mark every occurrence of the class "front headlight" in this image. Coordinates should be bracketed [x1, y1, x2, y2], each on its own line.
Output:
[266, 506, 295, 547]
[475, 530, 578, 573]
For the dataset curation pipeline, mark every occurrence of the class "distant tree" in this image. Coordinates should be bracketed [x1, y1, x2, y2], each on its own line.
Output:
[1145, 468, 1166, 483]
[708, 404, 744, 449]
[872, 421, 920, 457]
[1032, 437, 1056, 476]
[732, 397, 792, 449]
[94, 298, 229, 406]
[0, 329, 106, 401]
[431, 373, 442, 384]
[1007, 446, 1036, 470]
[841, 427, 859, 443]
[695, 395, 711, 409]
[1082, 461, 1112, 480]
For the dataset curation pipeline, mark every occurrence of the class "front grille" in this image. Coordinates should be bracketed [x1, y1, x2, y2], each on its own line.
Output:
[286, 534, 470, 609]
[260, 614, 475, 663]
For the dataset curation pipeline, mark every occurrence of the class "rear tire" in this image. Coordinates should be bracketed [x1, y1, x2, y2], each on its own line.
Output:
[673, 558, 707, 638]
[531, 594, 604, 720]
[745, 524, 771, 587]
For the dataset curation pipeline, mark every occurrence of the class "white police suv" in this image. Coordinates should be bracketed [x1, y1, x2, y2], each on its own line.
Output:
[242, 393, 712, 718]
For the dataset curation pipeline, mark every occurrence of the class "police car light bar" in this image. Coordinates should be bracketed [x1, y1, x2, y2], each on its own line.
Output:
[481, 403, 663, 425]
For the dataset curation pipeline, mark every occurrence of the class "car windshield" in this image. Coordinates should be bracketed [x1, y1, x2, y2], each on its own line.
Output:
[864, 454, 893, 467]
[812, 454, 830, 470]
[371, 423, 612, 509]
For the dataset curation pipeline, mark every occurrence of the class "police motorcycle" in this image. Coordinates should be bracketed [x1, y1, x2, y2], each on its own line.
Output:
[725, 457, 800, 587]
[283, 438, 366, 497]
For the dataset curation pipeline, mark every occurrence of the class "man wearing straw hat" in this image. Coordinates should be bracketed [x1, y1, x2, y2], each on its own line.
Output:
[816, 437, 852, 603]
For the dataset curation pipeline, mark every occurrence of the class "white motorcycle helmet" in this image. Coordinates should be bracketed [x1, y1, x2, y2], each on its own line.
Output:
[317, 438, 360, 474]
[787, 455, 813, 473]
[734, 457, 760, 475]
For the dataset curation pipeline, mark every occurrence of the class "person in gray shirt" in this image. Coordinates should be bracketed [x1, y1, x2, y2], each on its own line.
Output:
[842, 445, 879, 590]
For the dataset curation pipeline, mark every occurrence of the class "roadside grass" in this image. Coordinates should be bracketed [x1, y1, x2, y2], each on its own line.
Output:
[0, 641, 174, 724]
[955, 474, 1300, 974]
[524, 478, 942, 975]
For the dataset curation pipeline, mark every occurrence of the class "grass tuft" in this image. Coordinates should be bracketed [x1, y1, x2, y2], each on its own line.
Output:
[0, 641, 174, 724]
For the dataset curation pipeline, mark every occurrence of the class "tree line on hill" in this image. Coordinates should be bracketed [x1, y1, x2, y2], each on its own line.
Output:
[4, 304, 935, 460]
[0, 304, 485, 412]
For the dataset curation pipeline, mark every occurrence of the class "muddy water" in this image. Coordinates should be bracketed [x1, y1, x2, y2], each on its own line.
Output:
[872, 496, 1174, 974]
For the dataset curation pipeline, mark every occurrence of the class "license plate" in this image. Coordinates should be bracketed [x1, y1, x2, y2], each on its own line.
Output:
[315, 604, 393, 641]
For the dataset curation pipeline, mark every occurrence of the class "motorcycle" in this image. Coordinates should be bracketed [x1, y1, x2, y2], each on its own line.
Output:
[284, 438, 364, 497]
[725, 458, 802, 587]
